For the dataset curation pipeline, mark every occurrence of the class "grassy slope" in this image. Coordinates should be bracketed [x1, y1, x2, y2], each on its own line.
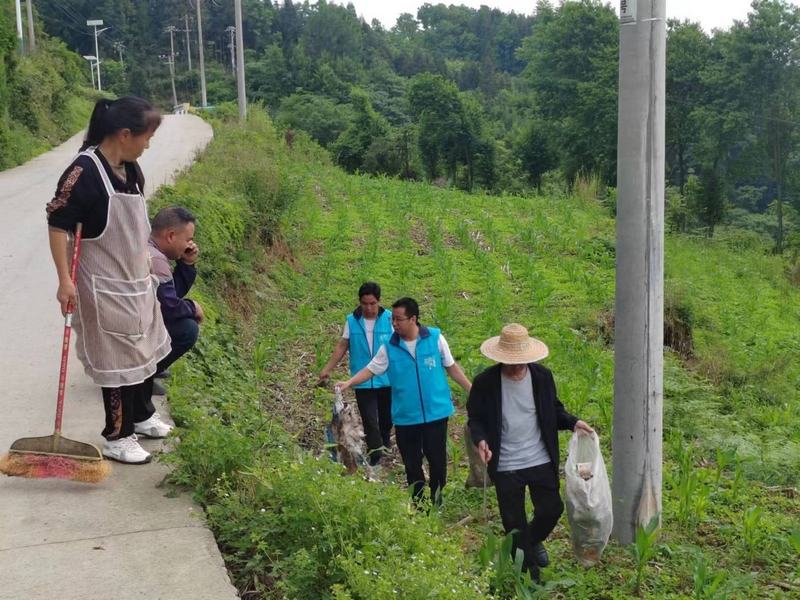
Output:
[157, 110, 799, 599]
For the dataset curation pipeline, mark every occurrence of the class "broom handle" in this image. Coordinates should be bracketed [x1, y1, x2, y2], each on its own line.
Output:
[54, 223, 83, 437]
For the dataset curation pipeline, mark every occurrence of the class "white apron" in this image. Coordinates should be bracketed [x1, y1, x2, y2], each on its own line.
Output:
[70, 149, 170, 388]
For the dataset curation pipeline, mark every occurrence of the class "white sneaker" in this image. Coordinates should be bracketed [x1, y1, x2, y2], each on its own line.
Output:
[134, 412, 173, 439]
[103, 434, 152, 464]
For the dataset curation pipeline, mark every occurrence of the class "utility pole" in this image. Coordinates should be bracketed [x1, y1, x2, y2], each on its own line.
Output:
[612, 0, 666, 545]
[87, 20, 108, 92]
[234, 0, 246, 121]
[165, 26, 179, 108]
[225, 26, 236, 74]
[113, 41, 125, 67]
[195, 0, 207, 108]
[26, 0, 35, 52]
[15, 0, 24, 53]
[184, 14, 192, 71]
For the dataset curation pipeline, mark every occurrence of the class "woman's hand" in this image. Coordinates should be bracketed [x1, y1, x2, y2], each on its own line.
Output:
[334, 380, 351, 393]
[57, 280, 78, 317]
[574, 420, 595, 435]
[477, 440, 492, 465]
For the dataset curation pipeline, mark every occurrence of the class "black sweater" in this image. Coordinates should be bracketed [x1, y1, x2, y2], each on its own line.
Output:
[466, 362, 579, 479]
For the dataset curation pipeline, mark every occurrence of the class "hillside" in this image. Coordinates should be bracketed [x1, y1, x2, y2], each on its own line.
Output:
[0, 7, 93, 169]
[151, 108, 799, 599]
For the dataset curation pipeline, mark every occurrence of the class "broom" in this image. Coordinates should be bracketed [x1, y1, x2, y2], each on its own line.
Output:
[0, 223, 112, 483]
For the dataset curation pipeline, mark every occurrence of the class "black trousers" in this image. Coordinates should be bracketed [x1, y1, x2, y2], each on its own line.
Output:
[101, 376, 155, 440]
[494, 463, 564, 571]
[156, 317, 200, 375]
[354, 387, 393, 465]
[394, 417, 448, 505]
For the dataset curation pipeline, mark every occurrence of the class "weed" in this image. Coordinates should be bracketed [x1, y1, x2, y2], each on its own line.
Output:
[629, 514, 660, 596]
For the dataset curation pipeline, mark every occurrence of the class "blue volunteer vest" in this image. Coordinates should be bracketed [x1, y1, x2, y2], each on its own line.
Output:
[386, 325, 454, 426]
[347, 307, 392, 389]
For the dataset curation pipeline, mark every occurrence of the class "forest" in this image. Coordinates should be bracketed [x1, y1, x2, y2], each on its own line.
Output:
[23, 0, 800, 250]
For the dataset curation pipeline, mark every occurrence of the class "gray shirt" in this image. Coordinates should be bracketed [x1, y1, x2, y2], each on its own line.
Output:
[496, 370, 551, 472]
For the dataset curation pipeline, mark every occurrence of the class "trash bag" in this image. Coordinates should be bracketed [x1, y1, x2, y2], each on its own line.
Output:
[464, 423, 494, 489]
[564, 431, 613, 567]
[326, 389, 366, 475]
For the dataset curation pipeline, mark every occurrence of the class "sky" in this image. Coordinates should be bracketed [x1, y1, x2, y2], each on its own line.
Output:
[334, 0, 760, 33]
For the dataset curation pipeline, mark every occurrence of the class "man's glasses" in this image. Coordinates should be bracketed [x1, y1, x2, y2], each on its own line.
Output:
[391, 316, 411, 323]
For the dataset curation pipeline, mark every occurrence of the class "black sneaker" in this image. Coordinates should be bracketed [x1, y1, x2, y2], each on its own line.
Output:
[531, 541, 549, 568]
[154, 370, 172, 380]
[152, 379, 167, 396]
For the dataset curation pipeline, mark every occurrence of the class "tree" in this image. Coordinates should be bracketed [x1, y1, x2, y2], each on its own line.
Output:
[331, 88, 389, 173]
[518, 0, 619, 184]
[666, 20, 711, 196]
[516, 118, 558, 192]
[276, 93, 352, 148]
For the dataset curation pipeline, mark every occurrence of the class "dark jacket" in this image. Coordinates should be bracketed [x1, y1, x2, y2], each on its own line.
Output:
[467, 362, 578, 479]
[148, 238, 197, 324]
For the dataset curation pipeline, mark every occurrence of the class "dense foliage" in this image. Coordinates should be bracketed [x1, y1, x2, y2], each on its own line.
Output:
[0, 4, 92, 168]
[31, 0, 800, 251]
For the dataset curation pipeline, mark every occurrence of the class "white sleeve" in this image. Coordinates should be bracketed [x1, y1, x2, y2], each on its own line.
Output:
[342, 320, 350, 339]
[438, 335, 455, 367]
[367, 344, 389, 376]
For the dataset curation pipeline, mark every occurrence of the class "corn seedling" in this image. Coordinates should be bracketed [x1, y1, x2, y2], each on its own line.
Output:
[446, 436, 463, 468]
[741, 506, 765, 564]
[692, 549, 754, 600]
[714, 446, 737, 489]
[629, 514, 661, 596]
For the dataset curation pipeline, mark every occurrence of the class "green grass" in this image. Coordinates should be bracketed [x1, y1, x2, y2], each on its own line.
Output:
[155, 107, 800, 599]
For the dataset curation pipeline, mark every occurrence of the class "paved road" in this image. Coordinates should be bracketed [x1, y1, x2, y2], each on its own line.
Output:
[0, 116, 239, 599]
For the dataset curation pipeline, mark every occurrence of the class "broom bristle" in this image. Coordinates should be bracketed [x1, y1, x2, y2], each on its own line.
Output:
[0, 452, 112, 483]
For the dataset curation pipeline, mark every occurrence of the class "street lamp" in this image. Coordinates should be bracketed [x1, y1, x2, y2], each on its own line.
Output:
[87, 20, 111, 91]
[83, 55, 97, 90]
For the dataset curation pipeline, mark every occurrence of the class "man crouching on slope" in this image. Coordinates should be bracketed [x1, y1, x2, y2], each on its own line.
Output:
[467, 323, 594, 582]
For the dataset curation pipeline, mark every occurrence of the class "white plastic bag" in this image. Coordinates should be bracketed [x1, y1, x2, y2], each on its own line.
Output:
[564, 431, 613, 567]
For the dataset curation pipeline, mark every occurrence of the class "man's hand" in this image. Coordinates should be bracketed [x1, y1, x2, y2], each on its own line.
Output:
[317, 369, 330, 386]
[182, 241, 199, 265]
[477, 440, 492, 465]
[574, 420, 595, 435]
[193, 300, 204, 324]
[56, 280, 78, 317]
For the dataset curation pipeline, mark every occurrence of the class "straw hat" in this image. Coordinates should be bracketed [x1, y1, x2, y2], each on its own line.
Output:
[480, 323, 549, 364]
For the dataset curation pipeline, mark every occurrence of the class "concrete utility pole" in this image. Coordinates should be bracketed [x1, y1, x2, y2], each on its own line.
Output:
[165, 26, 179, 108]
[87, 20, 108, 92]
[195, 0, 207, 107]
[26, 0, 35, 52]
[15, 0, 24, 53]
[113, 41, 125, 67]
[234, 0, 246, 121]
[184, 14, 193, 71]
[612, 0, 666, 545]
[225, 26, 236, 74]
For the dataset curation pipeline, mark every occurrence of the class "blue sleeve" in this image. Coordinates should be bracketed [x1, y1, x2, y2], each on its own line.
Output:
[156, 279, 197, 324]
[173, 261, 197, 298]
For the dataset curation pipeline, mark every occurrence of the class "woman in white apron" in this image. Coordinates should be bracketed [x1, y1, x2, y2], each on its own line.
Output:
[47, 97, 172, 464]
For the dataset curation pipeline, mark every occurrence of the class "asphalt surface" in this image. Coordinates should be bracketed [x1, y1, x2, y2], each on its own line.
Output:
[0, 115, 239, 599]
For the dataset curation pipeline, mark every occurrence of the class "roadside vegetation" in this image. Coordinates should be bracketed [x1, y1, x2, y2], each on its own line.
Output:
[150, 107, 799, 599]
[0, 5, 93, 170]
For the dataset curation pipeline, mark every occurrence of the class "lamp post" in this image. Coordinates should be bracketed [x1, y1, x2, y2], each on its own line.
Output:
[83, 55, 97, 90]
[87, 20, 110, 92]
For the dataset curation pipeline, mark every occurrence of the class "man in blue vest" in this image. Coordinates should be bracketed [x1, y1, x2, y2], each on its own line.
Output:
[319, 282, 394, 465]
[336, 297, 472, 506]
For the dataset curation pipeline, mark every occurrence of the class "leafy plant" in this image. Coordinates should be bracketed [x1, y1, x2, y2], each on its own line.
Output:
[741, 506, 766, 564]
[629, 514, 661, 596]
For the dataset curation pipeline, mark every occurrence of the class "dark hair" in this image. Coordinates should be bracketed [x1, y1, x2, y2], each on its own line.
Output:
[151, 206, 196, 233]
[358, 282, 381, 300]
[80, 96, 162, 151]
[392, 297, 419, 320]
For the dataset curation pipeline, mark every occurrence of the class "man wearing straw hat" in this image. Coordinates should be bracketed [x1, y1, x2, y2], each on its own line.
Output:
[467, 323, 594, 580]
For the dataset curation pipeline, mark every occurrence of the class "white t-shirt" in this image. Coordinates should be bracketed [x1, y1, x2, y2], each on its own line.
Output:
[342, 317, 378, 353]
[367, 333, 455, 376]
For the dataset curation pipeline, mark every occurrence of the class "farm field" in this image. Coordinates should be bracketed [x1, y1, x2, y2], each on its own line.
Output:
[154, 110, 799, 599]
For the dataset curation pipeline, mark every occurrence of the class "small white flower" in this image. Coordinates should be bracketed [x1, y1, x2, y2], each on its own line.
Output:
[321, 491, 326, 495]
[260, 508, 266, 513]
[364, 570, 369, 575]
